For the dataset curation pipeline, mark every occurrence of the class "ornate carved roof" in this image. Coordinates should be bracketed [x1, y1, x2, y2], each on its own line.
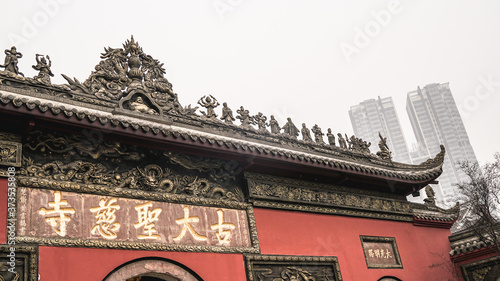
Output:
[411, 202, 459, 229]
[0, 38, 445, 193]
[449, 222, 500, 258]
[449, 237, 496, 257]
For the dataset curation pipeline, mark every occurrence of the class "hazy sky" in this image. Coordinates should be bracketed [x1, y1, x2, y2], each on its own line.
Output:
[1, 1, 499, 163]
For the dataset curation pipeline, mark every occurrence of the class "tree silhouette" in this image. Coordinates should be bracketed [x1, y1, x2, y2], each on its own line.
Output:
[455, 152, 500, 254]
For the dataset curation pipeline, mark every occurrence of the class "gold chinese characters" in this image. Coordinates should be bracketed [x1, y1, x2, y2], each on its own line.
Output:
[38, 191, 76, 237]
[367, 248, 392, 259]
[134, 202, 162, 240]
[173, 206, 208, 242]
[90, 198, 121, 239]
[211, 209, 235, 245]
[36, 192, 238, 245]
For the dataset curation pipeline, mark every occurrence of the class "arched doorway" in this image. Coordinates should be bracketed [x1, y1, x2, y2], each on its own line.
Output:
[103, 257, 203, 281]
[378, 277, 402, 281]
[125, 272, 179, 281]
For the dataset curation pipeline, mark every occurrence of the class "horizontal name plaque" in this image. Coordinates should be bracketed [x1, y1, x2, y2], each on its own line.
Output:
[16, 187, 258, 253]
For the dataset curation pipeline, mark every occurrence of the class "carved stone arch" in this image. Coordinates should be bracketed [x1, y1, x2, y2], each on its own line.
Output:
[119, 89, 163, 116]
[378, 277, 402, 281]
[103, 257, 204, 281]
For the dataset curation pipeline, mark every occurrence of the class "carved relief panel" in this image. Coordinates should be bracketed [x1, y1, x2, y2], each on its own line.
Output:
[0, 133, 22, 177]
[244, 255, 342, 281]
[0, 244, 38, 281]
[20, 130, 244, 202]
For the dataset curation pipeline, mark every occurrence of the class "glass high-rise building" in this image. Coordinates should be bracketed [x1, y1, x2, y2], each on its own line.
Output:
[349, 96, 411, 164]
[406, 83, 478, 205]
[349, 83, 478, 206]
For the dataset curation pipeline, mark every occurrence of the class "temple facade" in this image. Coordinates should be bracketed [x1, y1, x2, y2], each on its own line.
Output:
[0, 37, 489, 280]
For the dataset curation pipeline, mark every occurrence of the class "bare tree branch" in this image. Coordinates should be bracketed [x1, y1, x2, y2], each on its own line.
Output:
[456, 152, 500, 254]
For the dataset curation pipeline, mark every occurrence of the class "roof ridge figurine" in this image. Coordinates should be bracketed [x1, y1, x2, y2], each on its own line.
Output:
[269, 115, 281, 135]
[253, 112, 269, 133]
[220, 102, 235, 124]
[327, 128, 335, 146]
[236, 106, 252, 128]
[32, 54, 54, 84]
[282, 118, 299, 139]
[0, 46, 24, 77]
[198, 95, 219, 119]
[376, 132, 392, 160]
[301, 123, 312, 142]
[337, 133, 347, 149]
[311, 124, 325, 145]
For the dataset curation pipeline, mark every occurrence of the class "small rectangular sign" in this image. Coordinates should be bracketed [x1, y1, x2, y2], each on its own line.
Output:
[360, 236, 402, 268]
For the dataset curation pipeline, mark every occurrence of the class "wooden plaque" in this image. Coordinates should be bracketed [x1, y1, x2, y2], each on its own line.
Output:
[16, 187, 259, 253]
[360, 236, 402, 269]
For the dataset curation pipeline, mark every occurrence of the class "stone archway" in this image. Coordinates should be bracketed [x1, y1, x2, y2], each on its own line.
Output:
[103, 257, 203, 281]
[378, 277, 402, 281]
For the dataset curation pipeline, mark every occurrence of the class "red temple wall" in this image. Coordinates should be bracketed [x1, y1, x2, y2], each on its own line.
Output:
[254, 208, 456, 280]
[38, 247, 247, 281]
[0, 177, 7, 244]
[1, 177, 461, 280]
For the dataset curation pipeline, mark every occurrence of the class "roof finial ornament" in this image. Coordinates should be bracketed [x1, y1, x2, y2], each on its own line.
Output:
[61, 37, 190, 115]
[419, 145, 446, 167]
[424, 185, 436, 206]
[198, 95, 219, 119]
[376, 132, 392, 160]
[0, 46, 24, 77]
[32, 54, 54, 84]
[123, 35, 143, 87]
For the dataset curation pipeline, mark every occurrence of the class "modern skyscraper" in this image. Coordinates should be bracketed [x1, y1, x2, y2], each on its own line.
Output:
[349, 83, 478, 206]
[406, 83, 478, 206]
[349, 96, 411, 163]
